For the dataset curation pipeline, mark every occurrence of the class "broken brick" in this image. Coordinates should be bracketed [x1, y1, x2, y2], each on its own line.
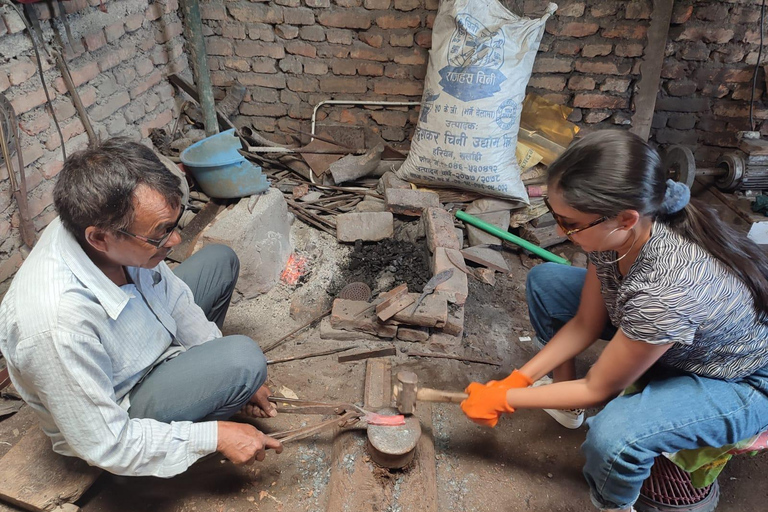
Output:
[385, 188, 440, 217]
[397, 326, 430, 342]
[438, 304, 464, 337]
[330, 298, 397, 338]
[432, 248, 469, 305]
[391, 293, 448, 328]
[424, 207, 461, 253]
[336, 212, 394, 242]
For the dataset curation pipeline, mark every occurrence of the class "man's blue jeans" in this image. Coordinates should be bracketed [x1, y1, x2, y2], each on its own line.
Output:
[526, 262, 768, 510]
[128, 245, 267, 422]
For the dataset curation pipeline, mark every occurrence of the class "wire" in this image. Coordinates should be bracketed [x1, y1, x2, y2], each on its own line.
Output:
[1, 0, 67, 160]
[750, 0, 767, 132]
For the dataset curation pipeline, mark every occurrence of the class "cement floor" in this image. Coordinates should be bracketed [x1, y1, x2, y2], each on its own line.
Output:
[1, 223, 766, 511]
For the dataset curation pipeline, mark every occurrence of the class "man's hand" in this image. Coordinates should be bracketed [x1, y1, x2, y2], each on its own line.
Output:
[241, 384, 277, 418]
[217, 421, 283, 465]
[460, 382, 516, 428]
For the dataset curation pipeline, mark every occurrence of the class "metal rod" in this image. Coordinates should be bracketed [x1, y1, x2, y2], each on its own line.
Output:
[406, 351, 501, 366]
[455, 210, 571, 266]
[267, 345, 358, 365]
[262, 309, 332, 353]
[179, 0, 218, 137]
[51, 50, 97, 144]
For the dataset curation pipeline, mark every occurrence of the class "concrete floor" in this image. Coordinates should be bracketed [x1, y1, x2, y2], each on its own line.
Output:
[1, 222, 767, 511]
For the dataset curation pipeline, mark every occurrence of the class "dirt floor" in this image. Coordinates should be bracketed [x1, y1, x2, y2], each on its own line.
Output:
[1, 220, 767, 512]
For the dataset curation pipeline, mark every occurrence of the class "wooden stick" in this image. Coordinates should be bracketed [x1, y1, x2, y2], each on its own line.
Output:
[406, 351, 501, 366]
[267, 345, 358, 365]
[262, 309, 332, 353]
[338, 347, 397, 363]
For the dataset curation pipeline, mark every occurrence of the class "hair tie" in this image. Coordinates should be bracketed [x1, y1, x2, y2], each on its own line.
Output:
[660, 179, 690, 215]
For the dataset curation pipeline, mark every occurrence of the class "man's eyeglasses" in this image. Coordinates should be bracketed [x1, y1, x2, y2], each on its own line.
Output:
[117, 205, 187, 248]
[543, 196, 607, 238]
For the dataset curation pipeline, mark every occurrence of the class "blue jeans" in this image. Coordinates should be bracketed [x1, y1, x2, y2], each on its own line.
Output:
[129, 245, 267, 422]
[526, 263, 768, 510]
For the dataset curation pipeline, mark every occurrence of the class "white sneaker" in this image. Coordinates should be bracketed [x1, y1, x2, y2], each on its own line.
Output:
[532, 376, 585, 429]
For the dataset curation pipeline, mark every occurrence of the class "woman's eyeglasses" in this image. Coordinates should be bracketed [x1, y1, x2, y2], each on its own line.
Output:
[117, 205, 187, 248]
[543, 196, 607, 238]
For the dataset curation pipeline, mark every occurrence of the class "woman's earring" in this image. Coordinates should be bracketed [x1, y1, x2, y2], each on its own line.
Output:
[599, 227, 637, 264]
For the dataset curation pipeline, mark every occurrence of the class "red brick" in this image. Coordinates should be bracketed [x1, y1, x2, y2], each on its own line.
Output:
[332, 59, 358, 75]
[156, 21, 184, 44]
[532, 57, 572, 73]
[528, 75, 567, 91]
[19, 114, 50, 136]
[130, 70, 162, 98]
[11, 88, 52, 115]
[394, 48, 426, 65]
[82, 30, 107, 52]
[304, 60, 329, 75]
[2, 11, 26, 33]
[415, 30, 431, 48]
[207, 37, 233, 56]
[591, 2, 619, 17]
[223, 23, 247, 39]
[665, 81, 697, 96]
[390, 33, 414, 47]
[615, 43, 644, 58]
[320, 76, 367, 94]
[568, 76, 596, 90]
[8, 60, 37, 86]
[318, 10, 371, 29]
[89, 91, 130, 121]
[599, 77, 630, 93]
[351, 46, 390, 62]
[573, 93, 628, 109]
[327, 29, 354, 45]
[575, 59, 631, 75]
[98, 50, 125, 72]
[145, 3, 162, 21]
[299, 25, 326, 41]
[358, 62, 384, 76]
[694, 3, 729, 22]
[602, 24, 647, 39]
[681, 41, 710, 61]
[364, 0, 391, 7]
[279, 56, 303, 74]
[373, 79, 422, 96]
[79, 86, 97, 108]
[45, 119, 85, 151]
[124, 12, 144, 32]
[250, 57, 279, 73]
[370, 110, 409, 127]
[547, 21, 599, 38]
[223, 57, 251, 72]
[53, 61, 99, 94]
[720, 68, 754, 83]
[432, 248, 468, 305]
[360, 32, 384, 48]
[287, 76, 319, 92]
[284, 7, 315, 25]
[275, 25, 299, 39]
[655, 97, 710, 112]
[285, 41, 317, 58]
[556, 1, 586, 17]
[701, 83, 730, 98]
[625, 0, 651, 19]
[661, 59, 688, 79]
[376, 13, 421, 29]
[671, 4, 693, 24]
[238, 74, 285, 88]
[235, 41, 286, 59]
[200, 4, 227, 20]
[0, 71, 9, 93]
[424, 207, 460, 252]
[41, 158, 63, 179]
[677, 26, 735, 45]
[554, 41, 581, 56]
[582, 43, 612, 58]
[140, 109, 174, 138]
[230, 4, 284, 23]
[0, 253, 24, 283]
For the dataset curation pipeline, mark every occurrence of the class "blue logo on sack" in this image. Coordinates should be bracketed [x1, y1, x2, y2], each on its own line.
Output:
[495, 99, 520, 130]
[438, 14, 507, 102]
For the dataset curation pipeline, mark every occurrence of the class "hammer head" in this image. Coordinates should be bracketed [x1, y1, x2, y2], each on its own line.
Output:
[394, 370, 418, 415]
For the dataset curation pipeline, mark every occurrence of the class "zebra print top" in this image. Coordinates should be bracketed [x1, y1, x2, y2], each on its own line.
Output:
[588, 221, 768, 380]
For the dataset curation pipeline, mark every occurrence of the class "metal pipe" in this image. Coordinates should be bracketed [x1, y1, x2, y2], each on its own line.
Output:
[180, 0, 218, 137]
[309, 100, 420, 184]
[51, 50, 97, 144]
[455, 210, 571, 266]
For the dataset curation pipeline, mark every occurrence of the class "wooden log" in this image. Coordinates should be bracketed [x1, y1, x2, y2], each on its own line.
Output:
[0, 428, 101, 512]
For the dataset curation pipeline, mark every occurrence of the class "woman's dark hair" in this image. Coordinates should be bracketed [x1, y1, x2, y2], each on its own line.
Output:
[547, 129, 768, 316]
[53, 138, 182, 242]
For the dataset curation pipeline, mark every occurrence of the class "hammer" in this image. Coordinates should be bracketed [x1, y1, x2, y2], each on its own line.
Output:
[393, 370, 468, 415]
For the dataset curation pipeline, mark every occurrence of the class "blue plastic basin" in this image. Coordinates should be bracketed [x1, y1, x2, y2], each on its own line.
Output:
[180, 129, 269, 199]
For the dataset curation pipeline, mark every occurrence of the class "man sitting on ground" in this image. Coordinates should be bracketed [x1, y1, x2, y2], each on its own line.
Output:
[0, 139, 282, 476]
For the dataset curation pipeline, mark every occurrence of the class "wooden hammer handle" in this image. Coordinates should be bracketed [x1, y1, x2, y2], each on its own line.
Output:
[415, 388, 468, 403]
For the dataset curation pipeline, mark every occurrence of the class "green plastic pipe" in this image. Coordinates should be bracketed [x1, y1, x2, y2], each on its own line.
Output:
[455, 210, 571, 266]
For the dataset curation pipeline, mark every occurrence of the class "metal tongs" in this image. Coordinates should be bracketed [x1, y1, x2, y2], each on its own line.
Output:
[267, 396, 405, 444]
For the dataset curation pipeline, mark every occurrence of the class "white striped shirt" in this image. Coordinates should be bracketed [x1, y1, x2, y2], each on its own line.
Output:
[0, 218, 220, 476]
[589, 221, 768, 380]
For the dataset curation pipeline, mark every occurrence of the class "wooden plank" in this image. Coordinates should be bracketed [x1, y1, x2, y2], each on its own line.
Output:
[0, 428, 101, 512]
[629, 0, 674, 141]
[364, 358, 391, 410]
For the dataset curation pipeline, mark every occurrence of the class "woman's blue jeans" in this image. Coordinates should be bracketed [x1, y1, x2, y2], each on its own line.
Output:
[526, 262, 768, 510]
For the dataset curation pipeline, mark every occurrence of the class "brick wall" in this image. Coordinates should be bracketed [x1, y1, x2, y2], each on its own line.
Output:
[0, 0, 188, 295]
[199, 0, 766, 160]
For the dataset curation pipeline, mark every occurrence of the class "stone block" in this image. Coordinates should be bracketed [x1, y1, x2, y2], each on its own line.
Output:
[424, 207, 460, 253]
[385, 188, 440, 216]
[336, 212, 394, 242]
[397, 326, 430, 342]
[391, 293, 448, 328]
[465, 198, 515, 247]
[200, 188, 292, 298]
[330, 299, 398, 338]
[432, 248, 468, 305]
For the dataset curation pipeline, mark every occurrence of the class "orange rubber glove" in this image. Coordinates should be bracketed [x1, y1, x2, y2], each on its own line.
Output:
[486, 369, 534, 390]
[460, 382, 516, 428]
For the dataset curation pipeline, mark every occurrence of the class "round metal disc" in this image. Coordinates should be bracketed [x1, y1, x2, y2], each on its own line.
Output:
[663, 145, 696, 189]
[367, 407, 421, 469]
[338, 282, 372, 301]
[715, 151, 745, 191]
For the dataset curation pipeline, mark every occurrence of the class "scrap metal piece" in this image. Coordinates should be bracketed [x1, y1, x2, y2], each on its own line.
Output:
[411, 268, 454, 313]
